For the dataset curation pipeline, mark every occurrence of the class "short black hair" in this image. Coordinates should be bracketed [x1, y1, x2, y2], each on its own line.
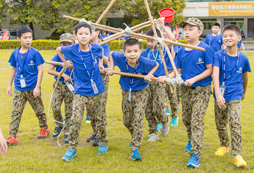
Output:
[95, 28, 101, 32]
[222, 24, 240, 35]
[212, 22, 220, 28]
[146, 28, 161, 37]
[17, 26, 32, 38]
[74, 22, 92, 35]
[164, 22, 175, 31]
[124, 38, 140, 51]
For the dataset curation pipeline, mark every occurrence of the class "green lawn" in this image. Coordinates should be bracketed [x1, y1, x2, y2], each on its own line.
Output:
[0, 50, 254, 173]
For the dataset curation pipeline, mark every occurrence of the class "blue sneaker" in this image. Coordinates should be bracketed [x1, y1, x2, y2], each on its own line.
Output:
[98, 145, 108, 155]
[177, 104, 180, 111]
[129, 149, 142, 161]
[164, 108, 170, 115]
[185, 141, 191, 151]
[187, 154, 200, 167]
[62, 149, 77, 161]
[170, 116, 179, 126]
[157, 123, 162, 131]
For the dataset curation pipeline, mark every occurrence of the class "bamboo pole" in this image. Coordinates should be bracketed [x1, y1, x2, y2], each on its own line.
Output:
[96, 0, 117, 24]
[57, 68, 66, 80]
[45, 60, 63, 66]
[99, 33, 125, 45]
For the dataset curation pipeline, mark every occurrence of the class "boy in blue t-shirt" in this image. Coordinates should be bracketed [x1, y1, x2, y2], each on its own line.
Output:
[141, 28, 170, 142]
[107, 39, 159, 160]
[5, 26, 49, 146]
[204, 22, 224, 52]
[213, 24, 251, 168]
[56, 22, 107, 161]
[48, 33, 75, 143]
[159, 17, 214, 167]
[86, 28, 111, 146]
[237, 39, 245, 51]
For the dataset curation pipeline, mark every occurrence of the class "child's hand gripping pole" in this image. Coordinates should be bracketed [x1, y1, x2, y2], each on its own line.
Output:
[45, 60, 72, 80]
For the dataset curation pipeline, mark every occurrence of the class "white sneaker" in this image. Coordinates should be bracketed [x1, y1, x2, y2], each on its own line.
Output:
[161, 124, 169, 135]
[147, 133, 159, 142]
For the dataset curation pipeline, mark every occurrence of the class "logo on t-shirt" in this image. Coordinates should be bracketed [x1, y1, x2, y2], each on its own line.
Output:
[29, 60, 35, 66]
[237, 67, 243, 73]
[196, 58, 204, 64]
[218, 40, 221, 43]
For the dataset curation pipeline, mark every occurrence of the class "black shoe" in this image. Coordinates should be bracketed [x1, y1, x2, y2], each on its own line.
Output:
[87, 133, 96, 142]
[64, 134, 69, 143]
[52, 125, 63, 138]
[92, 136, 99, 146]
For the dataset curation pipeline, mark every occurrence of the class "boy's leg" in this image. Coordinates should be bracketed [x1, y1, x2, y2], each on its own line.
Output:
[67, 94, 87, 150]
[176, 83, 181, 104]
[51, 81, 64, 126]
[190, 85, 211, 156]
[63, 85, 74, 134]
[9, 89, 27, 138]
[166, 70, 178, 119]
[214, 100, 230, 149]
[228, 100, 242, 156]
[122, 89, 134, 135]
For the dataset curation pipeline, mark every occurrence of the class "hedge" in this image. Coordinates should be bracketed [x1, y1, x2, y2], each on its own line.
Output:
[0, 39, 188, 50]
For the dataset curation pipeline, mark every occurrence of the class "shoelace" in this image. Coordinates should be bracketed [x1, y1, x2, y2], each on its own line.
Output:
[39, 128, 46, 136]
[6, 135, 13, 140]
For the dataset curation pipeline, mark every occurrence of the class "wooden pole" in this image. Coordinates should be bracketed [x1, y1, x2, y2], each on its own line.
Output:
[57, 68, 66, 80]
[96, 0, 117, 24]
[45, 60, 63, 66]
[99, 33, 125, 45]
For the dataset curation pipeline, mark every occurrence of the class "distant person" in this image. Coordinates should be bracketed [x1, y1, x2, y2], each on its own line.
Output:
[237, 38, 245, 51]
[241, 31, 245, 39]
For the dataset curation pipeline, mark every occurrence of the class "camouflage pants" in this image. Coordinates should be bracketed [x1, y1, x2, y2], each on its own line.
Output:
[88, 74, 109, 135]
[145, 81, 169, 135]
[122, 87, 149, 150]
[165, 70, 178, 118]
[68, 94, 107, 150]
[181, 85, 211, 156]
[176, 83, 181, 104]
[51, 81, 73, 133]
[214, 99, 242, 156]
[9, 89, 48, 138]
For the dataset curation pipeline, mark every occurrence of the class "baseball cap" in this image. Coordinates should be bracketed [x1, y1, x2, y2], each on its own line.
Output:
[59, 33, 75, 44]
[179, 17, 204, 31]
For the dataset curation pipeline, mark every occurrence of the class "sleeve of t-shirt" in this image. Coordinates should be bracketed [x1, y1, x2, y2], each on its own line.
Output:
[204, 35, 209, 45]
[141, 50, 147, 58]
[61, 45, 73, 61]
[212, 52, 221, 68]
[103, 44, 110, 57]
[139, 57, 157, 74]
[173, 45, 178, 54]
[112, 51, 124, 67]
[8, 50, 17, 67]
[51, 54, 59, 62]
[220, 35, 224, 45]
[94, 45, 103, 59]
[176, 51, 182, 69]
[35, 50, 45, 67]
[243, 56, 251, 73]
[204, 46, 214, 65]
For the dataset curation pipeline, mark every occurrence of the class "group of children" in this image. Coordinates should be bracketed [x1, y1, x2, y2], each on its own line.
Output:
[2, 17, 251, 168]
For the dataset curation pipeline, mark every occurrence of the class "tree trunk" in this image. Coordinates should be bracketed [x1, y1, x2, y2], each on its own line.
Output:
[29, 22, 35, 40]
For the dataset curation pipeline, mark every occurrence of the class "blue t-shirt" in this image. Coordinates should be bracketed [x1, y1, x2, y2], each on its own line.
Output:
[8, 47, 45, 91]
[237, 40, 243, 48]
[112, 51, 157, 91]
[141, 48, 166, 77]
[61, 43, 105, 97]
[204, 34, 223, 52]
[51, 53, 74, 83]
[176, 42, 214, 87]
[101, 43, 110, 68]
[213, 50, 251, 102]
[162, 44, 179, 70]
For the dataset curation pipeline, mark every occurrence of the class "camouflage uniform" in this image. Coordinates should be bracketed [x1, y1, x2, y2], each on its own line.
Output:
[9, 89, 48, 138]
[51, 81, 73, 133]
[88, 74, 109, 135]
[214, 100, 242, 156]
[176, 83, 181, 104]
[67, 93, 107, 150]
[122, 87, 149, 150]
[165, 70, 178, 118]
[145, 80, 169, 135]
[181, 85, 211, 156]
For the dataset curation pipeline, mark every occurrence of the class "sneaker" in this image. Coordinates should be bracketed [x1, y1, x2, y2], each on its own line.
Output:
[164, 107, 170, 116]
[52, 125, 63, 137]
[5, 135, 18, 146]
[62, 149, 77, 161]
[98, 145, 108, 155]
[233, 155, 247, 167]
[38, 128, 50, 139]
[185, 141, 191, 151]
[92, 136, 99, 146]
[129, 149, 142, 161]
[187, 154, 200, 167]
[64, 134, 69, 143]
[85, 116, 91, 124]
[87, 133, 96, 142]
[161, 124, 169, 135]
[147, 133, 159, 142]
[177, 104, 180, 111]
[170, 116, 179, 127]
[215, 147, 229, 156]
[157, 123, 162, 131]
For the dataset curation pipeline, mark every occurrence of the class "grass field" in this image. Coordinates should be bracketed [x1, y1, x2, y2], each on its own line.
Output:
[0, 49, 254, 173]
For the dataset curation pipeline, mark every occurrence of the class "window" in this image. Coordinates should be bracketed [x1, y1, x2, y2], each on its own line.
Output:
[224, 18, 244, 29]
[201, 19, 217, 29]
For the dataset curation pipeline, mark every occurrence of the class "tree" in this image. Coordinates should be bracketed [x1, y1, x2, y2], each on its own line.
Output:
[0, 0, 8, 26]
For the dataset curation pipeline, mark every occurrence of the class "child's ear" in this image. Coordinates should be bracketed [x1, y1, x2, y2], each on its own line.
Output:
[198, 29, 202, 37]
[17, 37, 21, 42]
[237, 35, 242, 41]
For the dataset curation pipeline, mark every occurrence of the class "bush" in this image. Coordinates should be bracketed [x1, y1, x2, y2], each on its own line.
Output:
[0, 40, 59, 50]
[107, 40, 148, 51]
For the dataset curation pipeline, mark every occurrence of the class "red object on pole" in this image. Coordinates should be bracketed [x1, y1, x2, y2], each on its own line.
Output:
[175, 25, 179, 40]
[1, 29, 10, 40]
[159, 8, 174, 22]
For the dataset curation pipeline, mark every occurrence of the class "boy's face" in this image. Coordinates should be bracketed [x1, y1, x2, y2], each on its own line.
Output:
[17, 32, 32, 48]
[75, 27, 92, 46]
[60, 41, 74, 47]
[91, 30, 99, 42]
[124, 44, 141, 65]
[212, 26, 220, 34]
[163, 26, 176, 39]
[183, 24, 202, 42]
[222, 30, 241, 48]
[146, 39, 157, 50]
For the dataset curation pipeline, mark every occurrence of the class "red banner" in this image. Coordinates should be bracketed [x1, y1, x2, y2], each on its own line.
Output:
[1, 30, 10, 40]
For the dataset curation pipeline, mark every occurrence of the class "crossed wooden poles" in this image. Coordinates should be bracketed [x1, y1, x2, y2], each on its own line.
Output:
[46, 0, 206, 90]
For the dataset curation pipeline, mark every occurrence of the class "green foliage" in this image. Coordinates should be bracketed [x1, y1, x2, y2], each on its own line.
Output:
[0, 40, 59, 50]
[0, 0, 7, 25]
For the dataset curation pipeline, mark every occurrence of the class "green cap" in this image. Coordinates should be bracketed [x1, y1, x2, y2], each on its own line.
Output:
[179, 17, 204, 31]
[59, 33, 75, 44]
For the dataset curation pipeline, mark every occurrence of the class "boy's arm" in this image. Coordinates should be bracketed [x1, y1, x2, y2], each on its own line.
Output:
[0, 128, 7, 155]
[7, 67, 16, 96]
[106, 51, 115, 76]
[56, 47, 73, 70]
[213, 66, 226, 109]
[48, 65, 71, 82]
[33, 64, 43, 98]
[144, 62, 159, 81]
[242, 72, 248, 100]
[241, 43, 245, 51]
